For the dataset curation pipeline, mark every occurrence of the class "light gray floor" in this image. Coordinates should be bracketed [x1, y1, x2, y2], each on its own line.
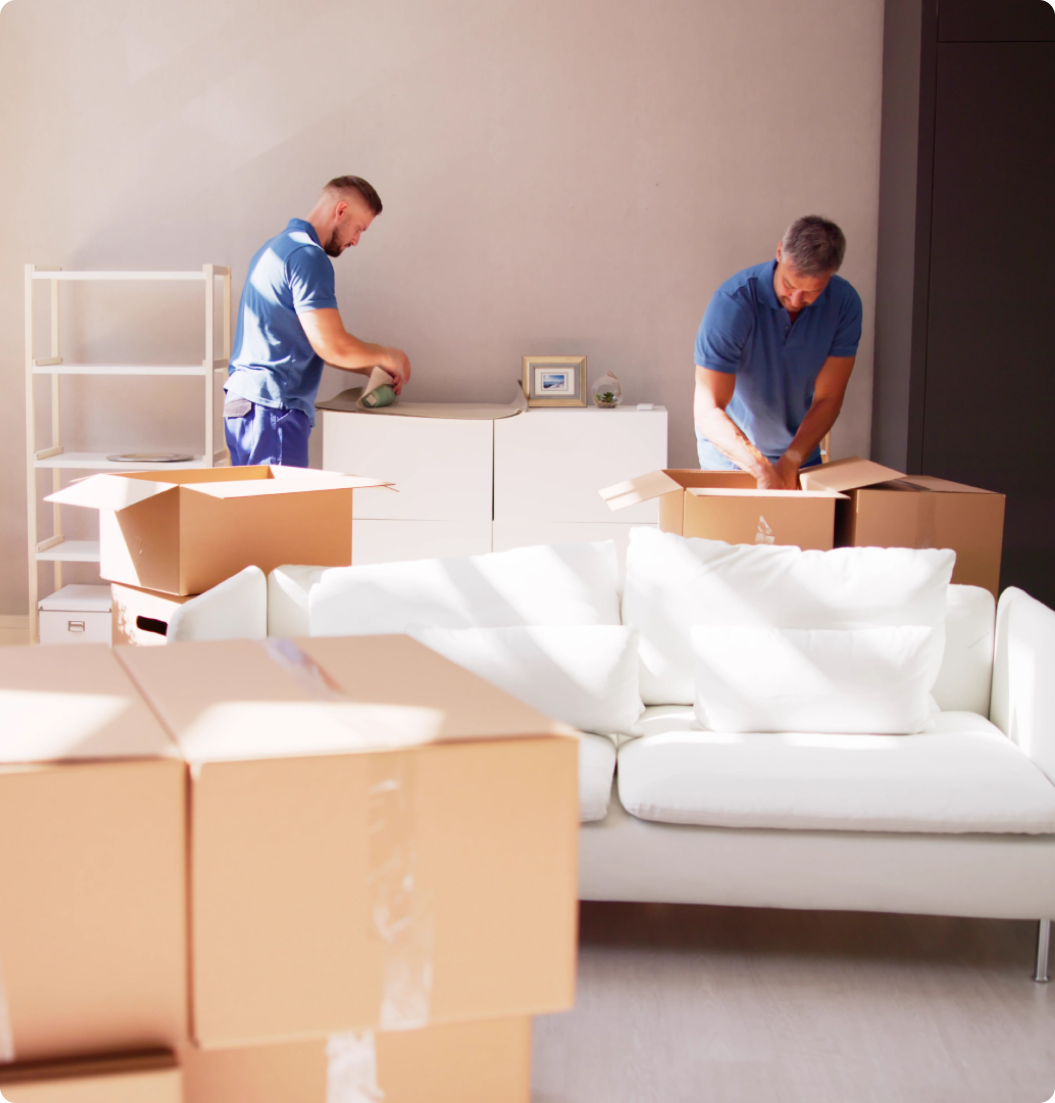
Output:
[532, 902, 1055, 1103]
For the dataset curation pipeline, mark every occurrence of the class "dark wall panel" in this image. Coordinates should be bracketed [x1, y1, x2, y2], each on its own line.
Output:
[938, 0, 1055, 42]
[924, 41, 1055, 601]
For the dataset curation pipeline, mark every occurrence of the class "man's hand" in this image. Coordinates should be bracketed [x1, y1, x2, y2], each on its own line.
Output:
[754, 460, 785, 490]
[774, 453, 801, 490]
[381, 348, 411, 394]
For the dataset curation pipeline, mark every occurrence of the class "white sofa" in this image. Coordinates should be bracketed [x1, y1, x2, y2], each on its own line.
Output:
[180, 533, 1055, 979]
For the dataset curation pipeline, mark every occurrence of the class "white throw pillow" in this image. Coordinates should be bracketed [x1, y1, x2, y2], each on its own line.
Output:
[406, 625, 644, 738]
[310, 541, 621, 637]
[623, 527, 956, 705]
[692, 625, 942, 734]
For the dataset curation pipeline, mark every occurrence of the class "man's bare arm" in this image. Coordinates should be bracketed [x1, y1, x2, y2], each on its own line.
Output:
[775, 355, 855, 488]
[298, 308, 411, 392]
[694, 365, 783, 489]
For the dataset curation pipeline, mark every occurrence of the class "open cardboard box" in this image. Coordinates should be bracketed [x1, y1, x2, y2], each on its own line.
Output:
[800, 457, 1006, 594]
[182, 1017, 532, 1103]
[601, 469, 845, 550]
[0, 1052, 180, 1103]
[46, 466, 394, 596]
[0, 645, 186, 1064]
[114, 635, 580, 1049]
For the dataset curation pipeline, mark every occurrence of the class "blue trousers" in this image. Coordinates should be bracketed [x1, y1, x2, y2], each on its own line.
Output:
[224, 399, 311, 467]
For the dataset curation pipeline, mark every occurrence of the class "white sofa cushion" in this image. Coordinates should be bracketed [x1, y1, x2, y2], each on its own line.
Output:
[306, 541, 621, 637]
[579, 732, 618, 823]
[268, 565, 325, 637]
[407, 624, 644, 738]
[168, 565, 267, 642]
[622, 528, 956, 705]
[933, 584, 995, 715]
[617, 707, 1055, 834]
[692, 625, 941, 734]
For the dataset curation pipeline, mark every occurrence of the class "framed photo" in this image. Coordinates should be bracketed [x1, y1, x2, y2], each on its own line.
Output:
[522, 356, 587, 407]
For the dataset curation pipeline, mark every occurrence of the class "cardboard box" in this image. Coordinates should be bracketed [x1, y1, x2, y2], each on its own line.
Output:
[0, 1052, 180, 1103]
[46, 466, 393, 596]
[800, 457, 1006, 594]
[114, 636, 579, 1049]
[37, 585, 112, 645]
[0, 645, 186, 1063]
[182, 1017, 532, 1103]
[111, 582, 195, 646]
[601, 469, 844, 550]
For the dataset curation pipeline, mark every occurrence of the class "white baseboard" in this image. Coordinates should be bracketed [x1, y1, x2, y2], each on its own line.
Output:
[0, 615, 30, 647]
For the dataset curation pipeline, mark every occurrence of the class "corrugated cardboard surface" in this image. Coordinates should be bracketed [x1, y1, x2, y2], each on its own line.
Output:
[111, 583, 194, 646]
[0, 646, 185, 1063]
[845, 481, 1005, 595]
[115, 636, 579, 1048]
[49, 466, 392, 596]
[609, 469, 841, 550]
[182, 1017, 532, 1103]
[0, 1053, 181, 1103]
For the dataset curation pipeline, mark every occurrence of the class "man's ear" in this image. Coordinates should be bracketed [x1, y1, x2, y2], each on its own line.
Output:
[334, 200, 349, 220]
[775, 241, 783, 263]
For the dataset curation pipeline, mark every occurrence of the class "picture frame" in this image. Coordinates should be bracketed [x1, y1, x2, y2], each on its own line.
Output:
[521, 355, 587, 407]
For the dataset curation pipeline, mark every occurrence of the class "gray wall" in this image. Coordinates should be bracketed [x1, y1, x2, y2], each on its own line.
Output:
[0, 0, 885, 615]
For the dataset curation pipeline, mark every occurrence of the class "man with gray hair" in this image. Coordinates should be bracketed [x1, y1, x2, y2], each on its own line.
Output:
[693, 215, 862, 488]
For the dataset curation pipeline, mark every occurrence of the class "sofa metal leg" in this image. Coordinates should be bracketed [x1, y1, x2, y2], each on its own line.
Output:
[1035, 919, 1051, 983]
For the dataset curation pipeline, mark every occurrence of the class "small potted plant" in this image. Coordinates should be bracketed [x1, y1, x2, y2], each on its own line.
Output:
[591, 372, 622, 408]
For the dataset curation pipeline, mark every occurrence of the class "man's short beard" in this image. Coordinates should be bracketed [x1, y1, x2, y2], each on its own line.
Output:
[323, 232, 343, 258]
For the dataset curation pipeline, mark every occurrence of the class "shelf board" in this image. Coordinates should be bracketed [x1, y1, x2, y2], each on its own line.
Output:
[34, 540, 100, 563]
[30, 270, 225, 282]
[34, 452, 212, 470]
[33, 363, 214, 376]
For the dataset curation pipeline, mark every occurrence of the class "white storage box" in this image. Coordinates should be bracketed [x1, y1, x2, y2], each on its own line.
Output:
[37, 585, 112, 645]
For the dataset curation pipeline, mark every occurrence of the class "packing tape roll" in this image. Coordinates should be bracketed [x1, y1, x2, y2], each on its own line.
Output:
[0, 956, 14, 1062]
[326, 1032, 382, 1103]
[260, 638, 433, 1030]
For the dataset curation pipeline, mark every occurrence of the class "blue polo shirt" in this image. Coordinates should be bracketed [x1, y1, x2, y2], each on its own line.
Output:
[694, 260, 862, 467]
[226, 219, 339, 427]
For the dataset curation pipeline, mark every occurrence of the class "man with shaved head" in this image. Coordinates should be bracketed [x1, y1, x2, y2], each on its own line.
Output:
[224, 175, 411, 466]
[693, 215, 862, 489]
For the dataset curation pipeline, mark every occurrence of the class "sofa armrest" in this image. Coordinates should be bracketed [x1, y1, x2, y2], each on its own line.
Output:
[167, 566, 267, 642]
[991, 587, 1055, 784]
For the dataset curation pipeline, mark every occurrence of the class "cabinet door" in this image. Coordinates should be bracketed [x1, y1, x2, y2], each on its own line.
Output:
[494, 409, 667, 524]
[321, 413, 494, 521]
[351, 520, 493, 565]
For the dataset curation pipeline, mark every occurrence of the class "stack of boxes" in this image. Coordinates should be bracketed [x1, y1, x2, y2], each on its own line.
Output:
[602, 456, 1006, 595]
[43, 465, 393, 645]
[0, 636, 579, 1100]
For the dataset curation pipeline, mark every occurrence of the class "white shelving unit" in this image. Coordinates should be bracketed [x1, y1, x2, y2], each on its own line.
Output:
[25, 264, 232, 642]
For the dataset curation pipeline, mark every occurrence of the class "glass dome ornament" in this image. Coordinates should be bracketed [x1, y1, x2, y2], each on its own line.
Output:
[591, 371, 622, 408]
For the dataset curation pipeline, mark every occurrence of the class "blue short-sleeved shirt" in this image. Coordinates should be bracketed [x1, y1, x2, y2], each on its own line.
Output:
[225, 219, 339, 427]
[694, 260, 862, 466]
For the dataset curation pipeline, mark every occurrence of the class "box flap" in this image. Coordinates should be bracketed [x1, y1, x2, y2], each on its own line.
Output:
[115, 637, 571, 765]
[185, 470, 395, 499]
[686, 487, 847, 500]
[0, 645, 178, 764]
[896, 475, 1000, 495]
[798, 456, 906, 493]
[44, 473, 177, 511]
[600, 469, 684, 511]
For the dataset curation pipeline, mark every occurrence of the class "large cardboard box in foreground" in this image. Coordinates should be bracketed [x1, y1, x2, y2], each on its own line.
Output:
[0, 646, 186, 1063]
[601, 469, 844, 549]
[0, 1050, 180, 1103]
[114, 635, 580, 1049]
[183, 1017, 532, 1103]
[46, 466, 393, 596]
[0, 1052, 181, 1103]
[800, 457, 1006, 594]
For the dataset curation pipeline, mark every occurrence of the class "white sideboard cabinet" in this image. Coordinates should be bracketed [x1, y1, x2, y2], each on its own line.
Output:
[321, 405, 668, 565]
